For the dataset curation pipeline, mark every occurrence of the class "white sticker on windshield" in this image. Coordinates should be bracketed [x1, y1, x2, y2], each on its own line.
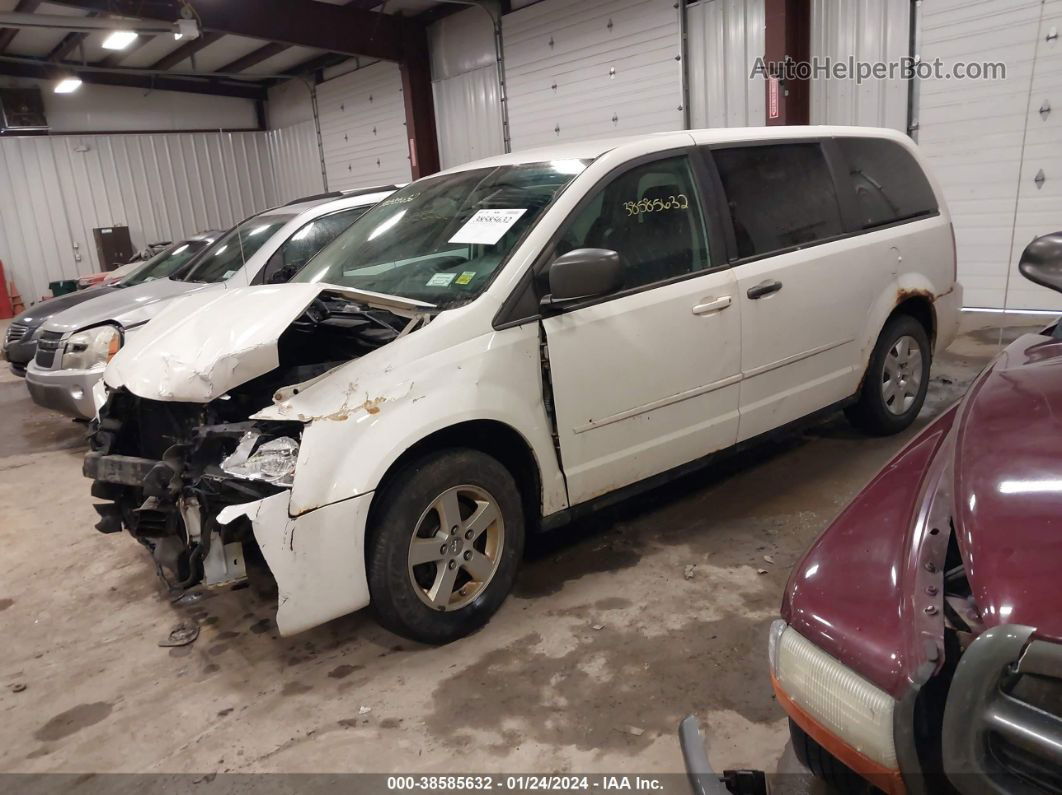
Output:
[427, 272, 456, 287]
[448, 209, 528, 245]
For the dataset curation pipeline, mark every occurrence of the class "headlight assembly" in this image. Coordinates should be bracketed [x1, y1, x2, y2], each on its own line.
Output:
[63, 325, 122, 370]
[769, 620, 898, 769]
[220, 431, 300, 487]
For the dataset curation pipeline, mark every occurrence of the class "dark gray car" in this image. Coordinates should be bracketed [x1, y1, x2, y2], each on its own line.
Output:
[2, 232, 220, 377]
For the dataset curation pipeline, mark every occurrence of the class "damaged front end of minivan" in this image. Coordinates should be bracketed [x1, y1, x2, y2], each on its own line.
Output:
[83, 283, 434, 633]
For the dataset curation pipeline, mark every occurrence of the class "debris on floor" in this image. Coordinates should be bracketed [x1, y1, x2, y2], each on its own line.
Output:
[684, 564, 696, 579]
[158, 620, 200, 647]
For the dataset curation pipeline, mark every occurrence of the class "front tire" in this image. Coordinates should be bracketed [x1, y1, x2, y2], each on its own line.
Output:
[367, 448, 524, 644]
[789, 719, 875, 794]
[845, 314, 931, 436]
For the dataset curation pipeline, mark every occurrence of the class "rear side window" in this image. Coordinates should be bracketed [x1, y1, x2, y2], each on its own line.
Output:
[836, 138, 939, 229]
[713, 143, 844, 259]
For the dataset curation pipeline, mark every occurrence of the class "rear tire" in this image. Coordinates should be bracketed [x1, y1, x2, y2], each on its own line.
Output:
[845, 314, 931, 436]
[789, 719, 876, 794]
[367, 448, 524, 644]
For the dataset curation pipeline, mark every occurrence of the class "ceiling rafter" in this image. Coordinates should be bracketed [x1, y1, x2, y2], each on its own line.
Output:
[0, 0, 44, 54]
[46, 0, 411, 62]
[0, 57, 266, 99]
[148, 30, 221, 70]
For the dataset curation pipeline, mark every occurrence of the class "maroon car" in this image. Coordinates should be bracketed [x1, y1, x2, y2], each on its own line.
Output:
[767, 233, 1062, 793]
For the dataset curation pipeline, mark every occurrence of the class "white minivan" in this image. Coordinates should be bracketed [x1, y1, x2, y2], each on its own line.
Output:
[86, 127, 962, 644]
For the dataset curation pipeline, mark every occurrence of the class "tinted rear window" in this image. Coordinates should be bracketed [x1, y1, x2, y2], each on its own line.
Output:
[713, 143, 844, 259]
[836, 138, 938, 229]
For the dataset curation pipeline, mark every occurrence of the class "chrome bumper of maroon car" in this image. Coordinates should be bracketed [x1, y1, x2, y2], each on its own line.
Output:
[942, 624, 1062, 793]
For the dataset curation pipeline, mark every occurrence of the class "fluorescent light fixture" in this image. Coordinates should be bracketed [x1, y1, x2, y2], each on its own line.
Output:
[102, 30, 138, 50]
[53, 77, 83, 94]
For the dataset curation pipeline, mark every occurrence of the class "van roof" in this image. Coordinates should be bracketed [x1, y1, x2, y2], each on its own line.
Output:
[439, 125, 912, 174]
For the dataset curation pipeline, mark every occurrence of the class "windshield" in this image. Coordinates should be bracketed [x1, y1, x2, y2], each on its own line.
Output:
[294, 161, 588, 307]
[176, 214, 294, 283]
[120, 239, 212, 287]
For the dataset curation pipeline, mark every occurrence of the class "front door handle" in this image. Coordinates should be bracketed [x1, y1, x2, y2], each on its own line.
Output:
[692, 295, 732, 315]
[747, 279, 783, 300]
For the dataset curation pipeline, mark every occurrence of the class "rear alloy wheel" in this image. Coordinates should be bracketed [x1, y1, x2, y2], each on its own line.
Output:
[845, 314, 931, 436]
[367, 449, 524, 644]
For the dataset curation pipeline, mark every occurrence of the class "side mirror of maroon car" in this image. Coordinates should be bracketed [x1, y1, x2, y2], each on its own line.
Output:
[767, 238, 1062, 794]
[1019, 231, 1062, 294]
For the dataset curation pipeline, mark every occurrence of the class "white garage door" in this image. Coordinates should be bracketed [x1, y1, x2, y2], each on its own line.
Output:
[316, 62, 412, 191]
[687, 0, 766, 128]
[917, 0, 1062, 310]
[502, 0, 683, 151]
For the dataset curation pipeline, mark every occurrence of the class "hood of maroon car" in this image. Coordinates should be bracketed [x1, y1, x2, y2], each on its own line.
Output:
[953, 331, 1062, 642]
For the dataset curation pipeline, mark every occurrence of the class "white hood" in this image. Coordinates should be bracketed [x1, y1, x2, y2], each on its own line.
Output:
[104, 283, 432, 403]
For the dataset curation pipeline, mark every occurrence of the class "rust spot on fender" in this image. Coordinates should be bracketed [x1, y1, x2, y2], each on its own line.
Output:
[362, 397, 385, 415]
[896, 287, 935, 303]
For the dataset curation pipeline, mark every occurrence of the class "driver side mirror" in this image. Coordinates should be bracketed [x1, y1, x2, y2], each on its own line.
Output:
[1019, 232, 1062, 294]
[540, 248, 623, 312]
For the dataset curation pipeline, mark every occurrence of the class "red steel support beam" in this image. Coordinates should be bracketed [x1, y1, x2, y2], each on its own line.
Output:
[763, 0, 810, 125]
[399, 24, 439, 179]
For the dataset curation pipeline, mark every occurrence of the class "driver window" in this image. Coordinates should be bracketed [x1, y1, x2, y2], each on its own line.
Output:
[262, 207, 367, 284]
[554, 155, 711, 290]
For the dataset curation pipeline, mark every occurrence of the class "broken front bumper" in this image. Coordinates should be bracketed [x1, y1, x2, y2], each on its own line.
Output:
[86, 448, 375, 636]
[216, 490, 373, 635]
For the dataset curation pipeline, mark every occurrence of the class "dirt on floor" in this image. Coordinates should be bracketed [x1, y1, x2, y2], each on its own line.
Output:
[0, 314, 1047, 788]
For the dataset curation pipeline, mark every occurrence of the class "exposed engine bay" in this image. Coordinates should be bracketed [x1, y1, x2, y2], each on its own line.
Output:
[85, 293, 420, 593]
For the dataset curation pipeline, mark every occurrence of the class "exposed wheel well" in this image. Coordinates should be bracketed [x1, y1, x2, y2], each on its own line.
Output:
[892, 295, 937, 350]
[368, 420, 543, 538]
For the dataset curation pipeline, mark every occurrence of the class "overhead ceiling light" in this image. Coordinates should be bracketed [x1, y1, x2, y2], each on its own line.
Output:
[53, 77, 83, 94]
[102, 30, 138, 50]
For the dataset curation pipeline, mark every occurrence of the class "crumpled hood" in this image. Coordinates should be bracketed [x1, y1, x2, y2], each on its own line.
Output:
[104, 282, 432, 403]
[953, 330, 1062, 642]
[41, 277, 204, 335]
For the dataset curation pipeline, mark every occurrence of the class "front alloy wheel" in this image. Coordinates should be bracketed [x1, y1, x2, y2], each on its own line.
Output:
[407, 485, 505, 611]
[367, 448, 524, 644]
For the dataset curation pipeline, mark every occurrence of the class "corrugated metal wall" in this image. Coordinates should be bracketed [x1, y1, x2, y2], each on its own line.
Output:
[502, 0, 683, 150]
[430, 7, 506, 169]
[265, 120, 326, 202]
[0, 131, 276, 303]
[687, 0, 766, 128]
[809, 0, 911, 130]
[316, 62, 413, 190]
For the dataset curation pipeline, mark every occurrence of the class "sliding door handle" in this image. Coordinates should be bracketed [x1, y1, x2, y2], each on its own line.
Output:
[747, 279, 783, 300]
[692, 295, 732, 315]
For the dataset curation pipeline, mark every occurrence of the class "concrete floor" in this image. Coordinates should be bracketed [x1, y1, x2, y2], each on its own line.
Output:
[0, 313, 1047, 787]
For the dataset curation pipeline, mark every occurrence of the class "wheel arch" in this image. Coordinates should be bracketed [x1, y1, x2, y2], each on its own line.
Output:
[366, 419, 545, 542]
[891, 292, 937, 351]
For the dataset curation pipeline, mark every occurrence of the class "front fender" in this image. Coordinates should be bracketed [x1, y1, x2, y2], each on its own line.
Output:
[782, 405, 958, 698]
[258, 322, 568, 519]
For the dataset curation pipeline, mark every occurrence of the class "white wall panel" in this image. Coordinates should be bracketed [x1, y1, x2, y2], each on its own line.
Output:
[266, 121, 326, 203]
[316, 62, 412, 190]
[503, 0, 683, 150]
[687, 0, 765, 128]
[429, 6, 505, 169]
[0, 131, 277, 303]
[810, 0, 910, 130]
